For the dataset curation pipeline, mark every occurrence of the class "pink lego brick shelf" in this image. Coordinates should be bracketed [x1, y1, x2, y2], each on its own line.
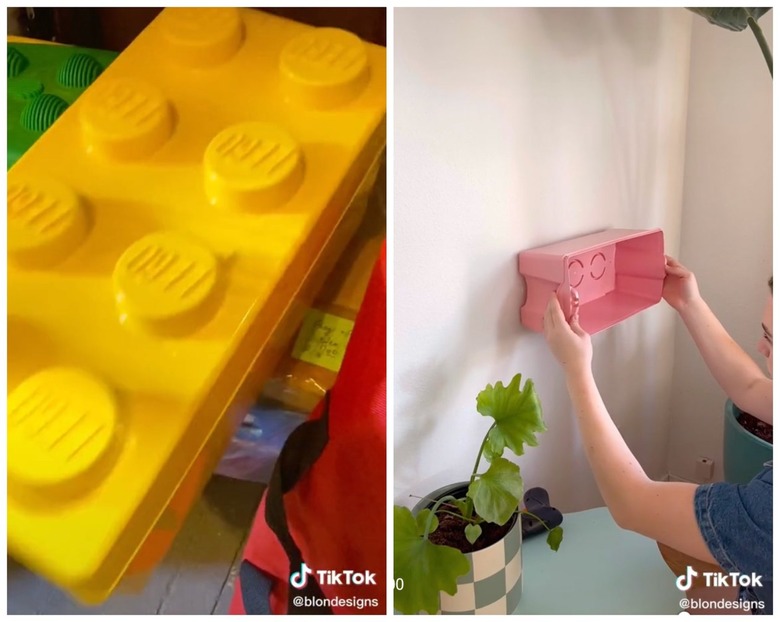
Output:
[518, 229, 665, 334]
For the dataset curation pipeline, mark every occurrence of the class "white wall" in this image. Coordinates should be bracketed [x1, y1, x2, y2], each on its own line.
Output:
[666, 15, 773, 482]
[394, 8, 693, 511]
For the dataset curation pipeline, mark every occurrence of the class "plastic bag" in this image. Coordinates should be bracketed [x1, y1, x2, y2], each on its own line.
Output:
[214, 406, 306, 483]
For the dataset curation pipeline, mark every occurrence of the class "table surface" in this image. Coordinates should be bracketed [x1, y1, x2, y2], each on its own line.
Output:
[513, 506, 683, 614]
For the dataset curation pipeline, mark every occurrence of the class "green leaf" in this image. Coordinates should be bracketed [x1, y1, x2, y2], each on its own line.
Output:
[483, 442, 501, 463]
[476, 374, 546, 457]
[467, 457, 524, 525]
[688, 8, 770, 32]
[487, 425, 505, 456]
[416, 508, 438, 536]
[394, 506, 471, 615]
[453, 498, 471, 519]
[547, 526, 564, 552]
[464, 523, 482, 544]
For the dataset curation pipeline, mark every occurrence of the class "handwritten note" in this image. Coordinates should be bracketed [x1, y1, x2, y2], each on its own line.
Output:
[291, 309, 355, 373]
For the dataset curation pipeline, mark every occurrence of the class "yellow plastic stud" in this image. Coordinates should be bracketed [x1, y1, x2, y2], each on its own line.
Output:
[113, 232, 219, 332]
[280, 28, 370, 109]
[203, 122, 303, 210]
[157, 7, 244, 67]
[79, 77, 173, 160]
[8, 368, 118, 491]
[8, 177, 88, 268]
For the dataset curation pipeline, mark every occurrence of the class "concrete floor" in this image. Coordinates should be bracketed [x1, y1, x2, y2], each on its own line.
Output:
[8, 476, 265, 615]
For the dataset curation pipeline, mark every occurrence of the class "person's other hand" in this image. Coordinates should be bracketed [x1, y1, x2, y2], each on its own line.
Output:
[663, 256, 701, 312]
[543, 293, 592, 376]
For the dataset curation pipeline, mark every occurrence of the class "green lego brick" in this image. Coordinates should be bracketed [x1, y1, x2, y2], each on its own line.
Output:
[8, 43, 118, 169]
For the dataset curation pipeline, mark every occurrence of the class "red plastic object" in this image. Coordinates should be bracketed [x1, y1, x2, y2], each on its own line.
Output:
[518, 229, 665, 334]
[230, 243, 386, 615]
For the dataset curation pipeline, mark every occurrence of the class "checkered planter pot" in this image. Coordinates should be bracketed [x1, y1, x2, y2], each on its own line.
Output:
[439, 516, 523, 614]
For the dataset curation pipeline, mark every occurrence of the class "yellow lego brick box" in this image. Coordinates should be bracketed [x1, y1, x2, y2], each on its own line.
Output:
[7, 7, 386, 604]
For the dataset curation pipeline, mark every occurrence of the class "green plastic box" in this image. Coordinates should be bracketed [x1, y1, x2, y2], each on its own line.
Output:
[723, 399, 772, 484]
[7, 42, 118, 169]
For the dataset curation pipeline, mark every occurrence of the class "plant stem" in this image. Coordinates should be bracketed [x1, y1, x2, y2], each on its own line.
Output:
[423, 495, 459, 540]
[747, 14, 773, 77]
[409, 494, 459, 507]
[470, 422, 497, 485]
[424, 503, 555, 533]
[520, 509, 554, 532]
[436, 509, 484, 524]
[408, 495, 470, 519]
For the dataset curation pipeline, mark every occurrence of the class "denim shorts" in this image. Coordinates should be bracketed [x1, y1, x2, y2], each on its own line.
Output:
[694, 463, 773, 615]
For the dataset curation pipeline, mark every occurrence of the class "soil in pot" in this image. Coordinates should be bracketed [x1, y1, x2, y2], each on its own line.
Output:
[428, 507, 514, 554]
[737, 411, 773, 444]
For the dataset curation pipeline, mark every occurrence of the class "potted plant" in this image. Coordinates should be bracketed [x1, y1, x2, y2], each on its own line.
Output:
[723, 399, 772, 484]
[393, 373, 563, 615]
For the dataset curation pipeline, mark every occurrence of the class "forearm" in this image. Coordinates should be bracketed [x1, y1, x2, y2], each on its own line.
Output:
[679, 298, 772, 422]
[564, 368, 719, 564]
[565, 369, 650, 522]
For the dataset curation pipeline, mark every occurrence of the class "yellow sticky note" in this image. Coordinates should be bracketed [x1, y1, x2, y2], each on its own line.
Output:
[292, 309, 355, 373]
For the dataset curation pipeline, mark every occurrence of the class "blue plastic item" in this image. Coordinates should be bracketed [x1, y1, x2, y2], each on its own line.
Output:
[215, 406, 306, 483]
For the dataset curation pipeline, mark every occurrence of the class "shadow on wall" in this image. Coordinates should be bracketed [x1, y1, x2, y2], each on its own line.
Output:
[535, 8, 662, 64]
[395, 254, 524, 494]
[393, 7, 685, 508]
[394, 243, 668, 511]
[536, 8, 667, 226]
[590, 308, 675, 475]
[395, 250, 597, 504]
[601, 9, 666, 227]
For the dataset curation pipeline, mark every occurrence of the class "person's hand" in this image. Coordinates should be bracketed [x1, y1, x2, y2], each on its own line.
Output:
[543, 293, 592, 376]
[663, 256, 701, 312]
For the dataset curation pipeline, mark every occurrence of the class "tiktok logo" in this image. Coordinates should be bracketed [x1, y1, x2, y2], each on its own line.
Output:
[676, 566, 699, 591]
[675, 565, 763, 591]
[289, 562, 378, 589]
[290, 562, 313, 589]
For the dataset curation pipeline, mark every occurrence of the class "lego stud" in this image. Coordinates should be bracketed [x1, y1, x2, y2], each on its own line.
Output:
[204, 122, 303, 210]
[8, 367, 118, 492]
[158, 7, 243, 67]
[113, 232, 219, 334]
[8, 78, 44, 102]
[8, 46, 28, 77]
[79, 77, 173, 160]
[280, 28, 370, 109]
[8, 177, 88, 268]
[20, 93, 69, 133]
[57, 53, 104, 89]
